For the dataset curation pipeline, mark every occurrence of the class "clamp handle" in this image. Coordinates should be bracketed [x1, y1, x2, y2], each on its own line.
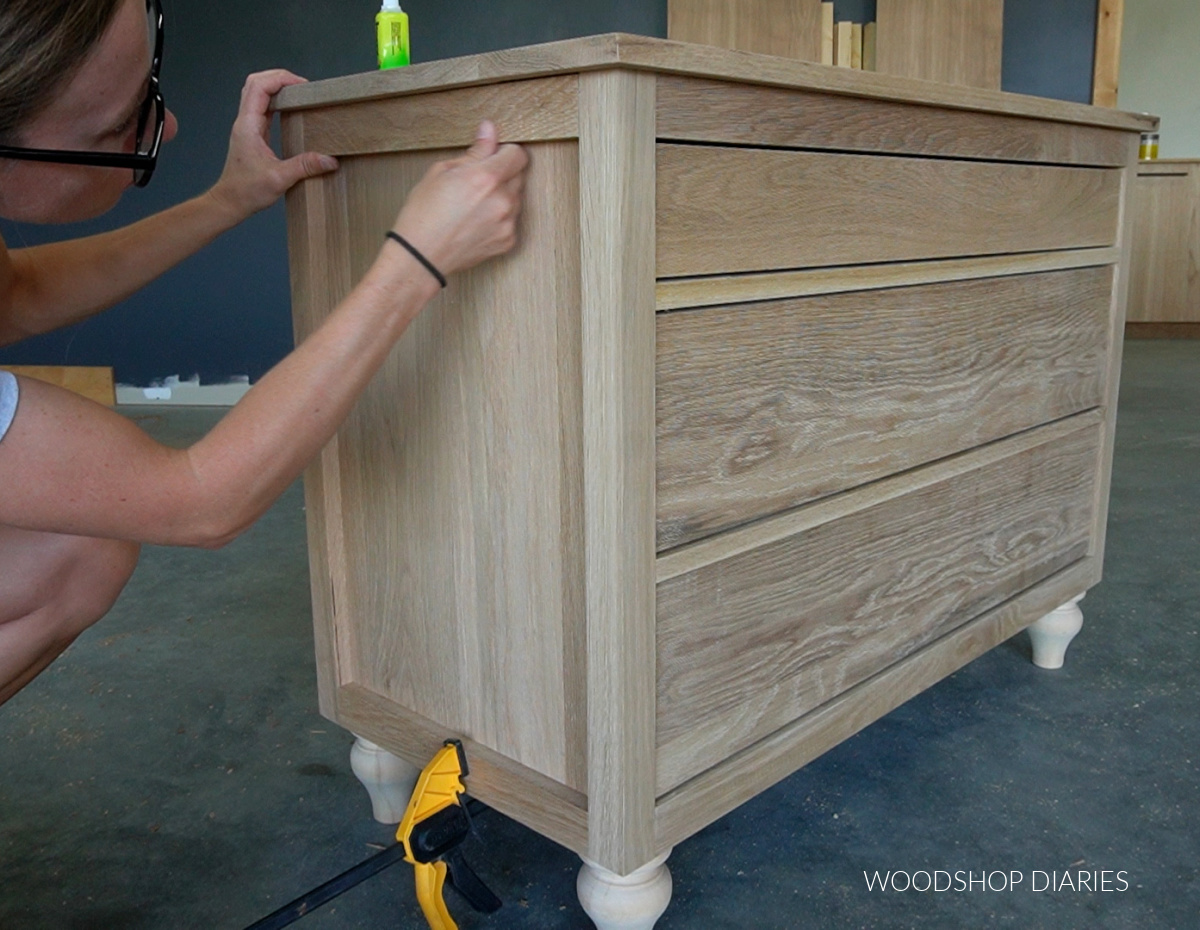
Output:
[398, 741, 501, 929]
[413, 860, 456, 930]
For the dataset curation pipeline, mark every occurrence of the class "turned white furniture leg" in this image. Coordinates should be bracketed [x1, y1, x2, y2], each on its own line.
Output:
[1028, 595, 1085, 669]
[349, 735, 420, 824]
[577, 850, 673, 930]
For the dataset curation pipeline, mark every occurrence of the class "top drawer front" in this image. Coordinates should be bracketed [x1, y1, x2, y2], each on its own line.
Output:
[655, 76, 1135, 167]
[656, 144, 1122, 278]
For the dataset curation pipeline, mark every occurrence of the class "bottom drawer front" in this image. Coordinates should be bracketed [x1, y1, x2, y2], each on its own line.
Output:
[655, 422, 1099, 794]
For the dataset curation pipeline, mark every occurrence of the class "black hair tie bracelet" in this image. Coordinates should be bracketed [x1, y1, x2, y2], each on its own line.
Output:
[386, 230, 447, 289]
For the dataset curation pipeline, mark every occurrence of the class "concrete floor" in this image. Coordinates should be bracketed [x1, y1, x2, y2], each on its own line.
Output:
[1, 340, 1197, 929]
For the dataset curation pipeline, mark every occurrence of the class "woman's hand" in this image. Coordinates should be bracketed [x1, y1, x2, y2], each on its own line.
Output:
[208, 69, 339, 222]
[386, 121, 529, 280]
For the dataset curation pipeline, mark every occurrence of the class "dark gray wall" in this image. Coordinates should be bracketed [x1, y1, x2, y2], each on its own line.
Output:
[830, 0, 1097, 101]
[1003, 0, 1098, 103]
[1, 0, 1097, 386]
[0, 0, 667, 386]
[834, 1, 876, 24]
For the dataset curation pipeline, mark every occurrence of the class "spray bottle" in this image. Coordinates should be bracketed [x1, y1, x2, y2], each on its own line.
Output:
[377, 0, 410, 70]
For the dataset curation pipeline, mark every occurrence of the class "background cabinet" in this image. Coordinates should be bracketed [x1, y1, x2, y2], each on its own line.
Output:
[1127, 160, 1200, 336]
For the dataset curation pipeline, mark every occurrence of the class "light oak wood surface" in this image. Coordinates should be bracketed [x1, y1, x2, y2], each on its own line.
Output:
[1127, 162, 1200, 323]
[655, 247, 1121, 311]
[656, 144, 1121, 278]
[339, 684, 590, 855]
[667, 0, 822, 62]
[656, 418, 1100, 792]
[835, 20, 853, 68]
[0, 366, 114, 406]
[285, 137, 358, 720]
[820, 3, 834, 65]
[1085, 148, 1138, 599]
[280, 39, 1143, 882]
[656, 267, 1112, 550]
[1093, 0, 1125, 108]
[875, 0, 1003, 89]
[273, 35, 1155, 135]
[653, 555, 1099, 848]
[291, 143, 588, 790]
[297, 76, 578, 156]
[655, 76, 1133, 167]
[578, 69, 659, 873]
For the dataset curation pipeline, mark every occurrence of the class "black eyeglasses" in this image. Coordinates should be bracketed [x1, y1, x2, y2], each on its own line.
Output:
[0, 0, 164, 188]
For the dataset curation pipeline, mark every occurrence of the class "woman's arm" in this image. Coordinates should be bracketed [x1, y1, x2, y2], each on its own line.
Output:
[0, 70, 334, 346]
[0, 125, 528, 547]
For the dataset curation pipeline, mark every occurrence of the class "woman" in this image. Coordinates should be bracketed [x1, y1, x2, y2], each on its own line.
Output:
[0, 0, 528, 703]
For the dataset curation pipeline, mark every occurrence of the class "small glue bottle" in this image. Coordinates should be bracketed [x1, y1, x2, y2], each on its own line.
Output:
[377, 0, 410, 70]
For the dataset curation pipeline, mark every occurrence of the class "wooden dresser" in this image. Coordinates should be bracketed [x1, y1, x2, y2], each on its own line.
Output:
[276, 34, 1152, 928]
[1127, 158, 1200, 336]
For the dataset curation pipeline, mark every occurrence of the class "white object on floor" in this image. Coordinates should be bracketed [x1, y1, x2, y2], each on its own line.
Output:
[349, 735, 420, 823]
[1028, 595, 1085, 669]
[116, 375, 251, 406]
[577, 850, 673, 930]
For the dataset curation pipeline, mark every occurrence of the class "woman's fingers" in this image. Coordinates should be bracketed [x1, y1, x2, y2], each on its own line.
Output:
[387, 133, 529, 278]
[209, 70, 337, 221]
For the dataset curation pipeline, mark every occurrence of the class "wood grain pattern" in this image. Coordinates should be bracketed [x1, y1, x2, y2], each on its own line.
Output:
[667, 0, 822, 62]
[1086, 145, 1140, 580]
[657, 408, 1102, 584]
[0, 366, 114, 406]
[655, 247, 1121, 311]
[321, 143, 585, 790]
[280, 48, 1142, 877]
[835, 20, 853, 68]
[656, 144, 1122, 278]
[655, 419, 1101, 793]
[284, 145, 358, 719]
[272, 35, 1156, 135]
[578, 70, 659, 874]
[339, 685, 589, 855]
[1127, 165, 1200, 323]
[820, 3, 834, 65]
[1093, 0, 1125, 108]
[655, 76, 1132, 168]
[655, 267, 1113, 551]
[875, 0, 1003, 89]
[299, 76, 578, 156]
[653, 556, 1100, 847]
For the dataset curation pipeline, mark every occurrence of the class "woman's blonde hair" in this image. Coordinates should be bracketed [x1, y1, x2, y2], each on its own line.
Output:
[0, 0, 124, 143]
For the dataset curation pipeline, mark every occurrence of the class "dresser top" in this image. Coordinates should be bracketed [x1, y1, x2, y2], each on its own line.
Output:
[274, 32, 1156, 133]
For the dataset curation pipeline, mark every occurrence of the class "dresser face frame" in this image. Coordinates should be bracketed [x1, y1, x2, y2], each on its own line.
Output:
[280, 34, 1149, 875]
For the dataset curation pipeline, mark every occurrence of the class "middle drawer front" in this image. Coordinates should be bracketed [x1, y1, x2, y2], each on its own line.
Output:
[656, 265, 1112, 551]
[656, 144, 1121, 278]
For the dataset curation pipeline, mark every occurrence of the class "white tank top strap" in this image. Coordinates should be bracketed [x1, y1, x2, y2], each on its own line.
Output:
[0, 369, 19, 444]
